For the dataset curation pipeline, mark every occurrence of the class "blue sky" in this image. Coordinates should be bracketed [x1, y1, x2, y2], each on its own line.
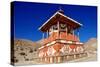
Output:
[12, 1, 97, 43]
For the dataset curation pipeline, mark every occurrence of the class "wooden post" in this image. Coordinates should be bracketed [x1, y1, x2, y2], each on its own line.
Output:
[66, 27, 68, 39]
[67, 55, 69, 60]
[42, 57, 44, 62]
[77, 29, 80, 41]
[52, 26, 53, 33]
[42, 33, 44, 40]
[50, 57, 53, 63]
[42, 33, 45, 44]
[57, 21, 60, 39]
[48, 57, 50, 63]
[46, 30, 49, 38]
[40, 57, 42, 61]
[56, 56, 58, 63]
[45, 57, 47, 62]
[63, 56, 64, 61]
[55, 56, 57, 63]
[65, 55, 67, 60]
[58, 56, 61, 63]
[50, 26, 53, 35]
[73, 30, 74, 40]
[79, 54, 82, 57]
[74, 54, 76, 59]
[64, 55, 66, 61]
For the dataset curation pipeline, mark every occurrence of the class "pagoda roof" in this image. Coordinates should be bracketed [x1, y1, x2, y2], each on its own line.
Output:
[39, 11, 83, 32]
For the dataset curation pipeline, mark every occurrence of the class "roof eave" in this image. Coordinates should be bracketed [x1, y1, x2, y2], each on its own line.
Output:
[58, 12, 83, 26]
[38, 11, 83, 31]
[38, 11, 59, 30]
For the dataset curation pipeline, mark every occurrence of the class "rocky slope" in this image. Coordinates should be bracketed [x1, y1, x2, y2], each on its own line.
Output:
[12, 39, 42, 65]
[84, 38, 97, 52]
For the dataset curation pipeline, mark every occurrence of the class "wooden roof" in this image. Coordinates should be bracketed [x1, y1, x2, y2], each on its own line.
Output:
[39, 11, 83, 32]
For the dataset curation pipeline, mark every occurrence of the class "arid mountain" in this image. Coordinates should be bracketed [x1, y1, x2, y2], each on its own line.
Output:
[12, 39, 42, 64]
[14, 39, 42, 50]
[84, 38, 97, 51]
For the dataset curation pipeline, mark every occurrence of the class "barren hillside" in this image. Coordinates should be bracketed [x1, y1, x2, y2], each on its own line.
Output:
[11, 39, 42, 65]
[84, 38, 97, 51]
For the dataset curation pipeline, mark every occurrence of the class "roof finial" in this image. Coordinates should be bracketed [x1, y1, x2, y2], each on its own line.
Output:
[58, 6, 64, 14]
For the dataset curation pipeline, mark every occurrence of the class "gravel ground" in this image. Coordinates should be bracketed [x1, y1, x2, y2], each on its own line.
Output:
[68, 51, 97, 62]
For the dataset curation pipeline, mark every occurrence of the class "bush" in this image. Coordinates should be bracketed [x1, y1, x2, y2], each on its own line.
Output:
[19, 52, 26, 56]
